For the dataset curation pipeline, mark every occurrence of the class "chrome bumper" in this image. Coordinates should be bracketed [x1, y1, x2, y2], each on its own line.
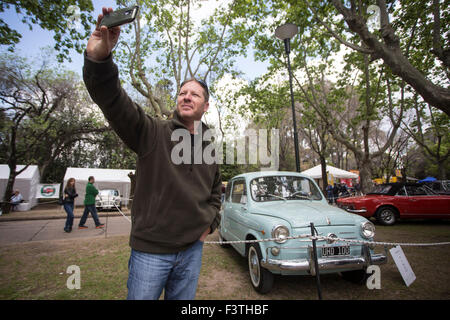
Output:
[346, 208, 367, 214]
[261, 253, 386, 275]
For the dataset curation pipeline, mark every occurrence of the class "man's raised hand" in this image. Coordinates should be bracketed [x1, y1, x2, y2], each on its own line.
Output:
[86, 7, 121, 61]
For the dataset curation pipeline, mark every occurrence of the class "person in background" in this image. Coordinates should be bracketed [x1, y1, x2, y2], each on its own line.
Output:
[78, 176, 104, 229]
[326, 184, 334, 204]
[10, 190, 23, 211]
[63, 178, 78, 233]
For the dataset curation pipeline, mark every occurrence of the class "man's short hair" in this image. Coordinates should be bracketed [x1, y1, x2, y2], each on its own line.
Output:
[180, 78, 209, 102]
[88, 176, 94, 182]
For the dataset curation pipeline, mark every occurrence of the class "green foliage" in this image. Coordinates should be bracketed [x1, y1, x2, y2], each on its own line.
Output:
[0, 0, 95, 62]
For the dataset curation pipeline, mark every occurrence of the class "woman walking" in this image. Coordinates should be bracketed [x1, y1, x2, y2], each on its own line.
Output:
[63, 178, 78, 233]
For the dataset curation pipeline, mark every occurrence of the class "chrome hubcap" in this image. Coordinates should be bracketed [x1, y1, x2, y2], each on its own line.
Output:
[248, 247, 260, 286]
[381, 210, 393, 222]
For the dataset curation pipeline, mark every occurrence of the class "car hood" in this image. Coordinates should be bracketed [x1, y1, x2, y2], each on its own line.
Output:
[338, 195, 384, 203]
[252, 201, 356, 228]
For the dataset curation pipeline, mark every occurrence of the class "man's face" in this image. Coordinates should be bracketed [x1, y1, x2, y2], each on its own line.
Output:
[176, 81, 209, 122]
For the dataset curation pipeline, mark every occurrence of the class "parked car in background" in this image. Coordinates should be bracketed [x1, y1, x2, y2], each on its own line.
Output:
[219, 171, 386, 293]
[96, 189, 122, 211]
[337, 183, 450, 225]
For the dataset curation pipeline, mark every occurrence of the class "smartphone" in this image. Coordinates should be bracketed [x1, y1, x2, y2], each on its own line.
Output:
[100, 5, 139, 28]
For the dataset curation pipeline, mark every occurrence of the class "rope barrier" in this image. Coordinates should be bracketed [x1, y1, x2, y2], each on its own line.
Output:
[204, 235, 450, 247]
[110, 202, 450, 248]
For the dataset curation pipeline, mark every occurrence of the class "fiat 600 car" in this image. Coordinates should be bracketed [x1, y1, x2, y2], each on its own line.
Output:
[219, 171, 387, 293]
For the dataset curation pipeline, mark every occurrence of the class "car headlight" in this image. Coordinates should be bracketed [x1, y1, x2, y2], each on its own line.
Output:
[272, 225, 290, 244]
[360, 221, 375, 239]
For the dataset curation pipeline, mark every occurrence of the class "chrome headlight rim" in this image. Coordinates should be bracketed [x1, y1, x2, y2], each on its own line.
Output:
[272, 225, 290, 244]
[360, 221, 376, 239]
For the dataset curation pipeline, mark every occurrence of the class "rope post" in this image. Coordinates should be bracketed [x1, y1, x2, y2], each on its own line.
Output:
[310, 222, 323, 300]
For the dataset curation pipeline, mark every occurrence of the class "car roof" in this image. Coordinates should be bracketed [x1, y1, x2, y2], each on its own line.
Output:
[369, 183, 428, 195]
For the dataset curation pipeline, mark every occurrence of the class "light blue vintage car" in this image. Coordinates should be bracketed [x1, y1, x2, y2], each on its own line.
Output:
[219, 171, 387, 293]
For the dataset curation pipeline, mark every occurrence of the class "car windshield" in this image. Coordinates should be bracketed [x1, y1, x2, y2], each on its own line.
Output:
[250, 176, 322, 202]
[367, 184, 393, 195]
[99, 190, 118, 197]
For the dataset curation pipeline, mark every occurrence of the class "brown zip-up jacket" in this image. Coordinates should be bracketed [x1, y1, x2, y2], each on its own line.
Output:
[83, 53, 222, 254]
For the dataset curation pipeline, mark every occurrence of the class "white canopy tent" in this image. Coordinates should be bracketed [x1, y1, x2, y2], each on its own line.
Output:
[301, 164, 359, 179]
[63, 167, 135, 206]
[0, 164, 40, 211]
[301, 164, 359, 189]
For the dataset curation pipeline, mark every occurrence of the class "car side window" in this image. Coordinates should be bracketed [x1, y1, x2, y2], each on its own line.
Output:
[231, 179, 247, 204]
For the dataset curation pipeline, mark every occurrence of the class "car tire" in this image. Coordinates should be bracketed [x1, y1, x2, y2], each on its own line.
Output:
[218, 232, 230, 248]
[247, 243, 274, 294]
[340, 268, 368, 284]
[376, 207, 397, 226]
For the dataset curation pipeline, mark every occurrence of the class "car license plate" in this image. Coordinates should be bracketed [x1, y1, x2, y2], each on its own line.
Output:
[321, 246, 350, 257]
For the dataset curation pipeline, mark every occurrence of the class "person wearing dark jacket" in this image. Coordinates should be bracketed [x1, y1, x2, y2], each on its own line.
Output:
[63, 178, 78, 233]
[83, 7, 222, 300]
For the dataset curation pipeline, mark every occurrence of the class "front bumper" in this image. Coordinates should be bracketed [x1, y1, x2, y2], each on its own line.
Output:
[346, 208, 367, 214]
[96, 200, 120, 208]
[261, 247, 387, 275]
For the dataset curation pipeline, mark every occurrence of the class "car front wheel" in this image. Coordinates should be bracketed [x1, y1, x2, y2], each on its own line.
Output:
[376, 207, 397, 225]
[247, 243, 274, 294]
[218, 232, 230, 248]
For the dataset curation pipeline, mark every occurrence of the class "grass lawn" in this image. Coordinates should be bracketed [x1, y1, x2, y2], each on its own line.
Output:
[1, 220, 449, 300]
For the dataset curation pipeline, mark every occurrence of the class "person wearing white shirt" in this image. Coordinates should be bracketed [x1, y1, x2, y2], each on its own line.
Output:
[10, 190, 23, 211]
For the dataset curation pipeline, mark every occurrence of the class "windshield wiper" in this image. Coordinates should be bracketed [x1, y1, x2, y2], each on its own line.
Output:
[288, 191, 312, 201]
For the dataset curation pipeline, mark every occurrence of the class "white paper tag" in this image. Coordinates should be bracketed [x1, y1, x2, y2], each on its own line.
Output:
[389, 245, 416, 287]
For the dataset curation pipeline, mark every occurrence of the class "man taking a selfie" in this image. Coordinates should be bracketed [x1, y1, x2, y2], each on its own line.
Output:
[83, 7, 222, 300]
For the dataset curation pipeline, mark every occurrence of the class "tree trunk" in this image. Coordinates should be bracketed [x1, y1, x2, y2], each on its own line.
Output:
[320, 156, 328, 194]
[1, 164, 17, 214]
[356, 158, 373, 194]
[438, 160, 447, 180]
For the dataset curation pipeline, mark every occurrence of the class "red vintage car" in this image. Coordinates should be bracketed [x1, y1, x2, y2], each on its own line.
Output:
[336, 183, 450, 225]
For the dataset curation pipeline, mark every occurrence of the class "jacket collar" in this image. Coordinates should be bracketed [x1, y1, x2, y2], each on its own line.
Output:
[171, 109, 210, 134]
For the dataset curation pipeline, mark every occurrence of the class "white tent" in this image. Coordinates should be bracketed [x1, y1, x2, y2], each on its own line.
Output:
[0, 164, 40, 211]
[63, 167, 135, 206]
[301, 164, 359, 179]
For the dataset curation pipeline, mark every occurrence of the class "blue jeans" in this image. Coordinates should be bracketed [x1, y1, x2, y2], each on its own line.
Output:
[63, 202, 74, 229]
[127, 240, 204, 300]
[79, 204, 101, 226]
